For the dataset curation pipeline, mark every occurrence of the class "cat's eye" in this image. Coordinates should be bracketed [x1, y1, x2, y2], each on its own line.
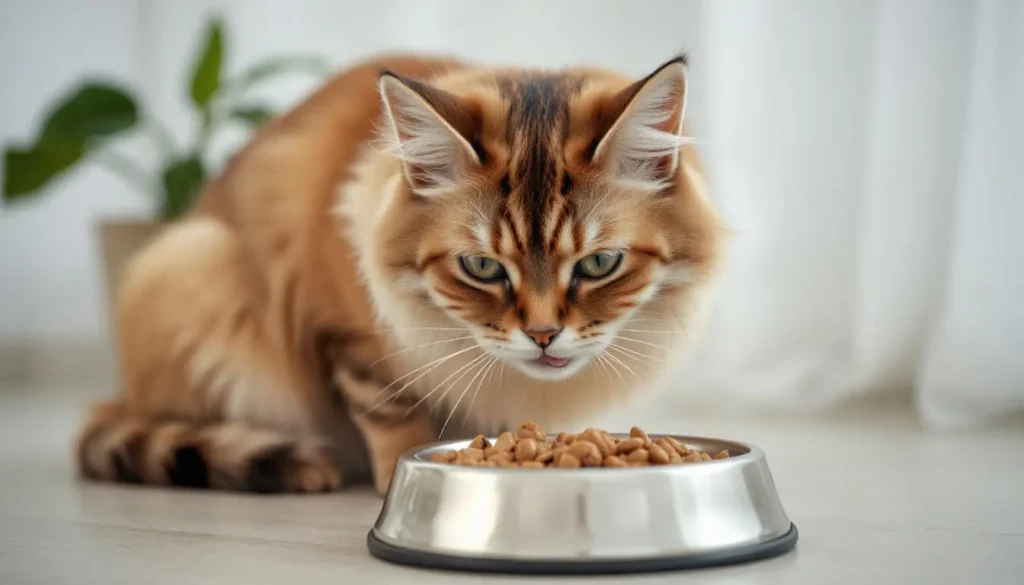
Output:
[459, 255, 507, 282]
[575, 251, 623, 279]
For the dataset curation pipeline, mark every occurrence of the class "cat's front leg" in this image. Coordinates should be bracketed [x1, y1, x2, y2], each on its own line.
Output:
[333, 365, 435, 495]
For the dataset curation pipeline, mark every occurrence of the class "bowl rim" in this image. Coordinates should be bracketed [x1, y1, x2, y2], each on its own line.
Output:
[399, 433, 763, 475]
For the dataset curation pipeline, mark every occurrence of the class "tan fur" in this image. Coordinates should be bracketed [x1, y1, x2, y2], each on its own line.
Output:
[76, 54, 726, 494]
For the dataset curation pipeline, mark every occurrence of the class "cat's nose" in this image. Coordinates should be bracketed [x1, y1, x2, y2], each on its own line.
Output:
[523, 326, 563, 349]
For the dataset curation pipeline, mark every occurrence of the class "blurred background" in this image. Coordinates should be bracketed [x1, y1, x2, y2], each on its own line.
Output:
[1, 0, 1021, 430]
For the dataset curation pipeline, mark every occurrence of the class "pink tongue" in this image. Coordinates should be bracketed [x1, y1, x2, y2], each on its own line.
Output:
[540, 356, 570, 367]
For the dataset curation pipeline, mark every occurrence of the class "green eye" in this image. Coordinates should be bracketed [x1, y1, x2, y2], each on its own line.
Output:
[576, 251, 623, 279]
[459, 255, 506, 282]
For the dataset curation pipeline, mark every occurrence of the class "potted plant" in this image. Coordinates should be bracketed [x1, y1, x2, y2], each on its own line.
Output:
[2, 18, 330, 310]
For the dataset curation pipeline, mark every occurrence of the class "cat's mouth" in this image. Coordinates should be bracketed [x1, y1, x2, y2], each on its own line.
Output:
[513, 353, 585, 381]
[487, 344, 591, 380]
[533, 355, 571, 368]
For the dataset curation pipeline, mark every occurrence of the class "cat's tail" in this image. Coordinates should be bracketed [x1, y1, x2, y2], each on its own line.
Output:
[75, 400, 342, 493]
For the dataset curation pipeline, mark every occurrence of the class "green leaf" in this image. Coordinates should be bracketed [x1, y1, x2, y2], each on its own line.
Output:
[160, 156, 205, 220]
[232, 56, 331, 93]
[4, 83, 138, 203]
[189, 19, 224, 109]
[3, 143, 85, 202]
[230, 104, 275, 127]
[40, 84, 138, 143]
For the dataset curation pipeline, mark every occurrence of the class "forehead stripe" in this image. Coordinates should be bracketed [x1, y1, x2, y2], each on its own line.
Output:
[500, 76, 579, 254]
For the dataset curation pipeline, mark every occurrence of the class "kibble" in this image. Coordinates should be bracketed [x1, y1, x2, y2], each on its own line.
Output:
[615, 437, 644, 454]
[517, 421, 546, 441]
[604, 455, 627, 467]
[568, 440, 602, 466]
[648, 444, 671, 465]
[494, 432, 516, 452]
[460, 447, 484, 462]
[629, 426, 651, 445]
[515, 438, 538, 462]
[556, 452, 582, 468]
[489, 451, 513, 466]
[580, 429, 612, 457]
[662, 436, 689, 456]
[627, 448, 650, 463]
[433, 422, 731, 468]
[535, 449, 558, 464]
[468, 435, 491, 450]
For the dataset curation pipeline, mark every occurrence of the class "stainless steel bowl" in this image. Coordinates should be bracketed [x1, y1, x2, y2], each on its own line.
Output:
[367, 434, 797, 574]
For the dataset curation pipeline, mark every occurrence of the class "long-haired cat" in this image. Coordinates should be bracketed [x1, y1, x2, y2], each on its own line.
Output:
[76, 53, 725, 494]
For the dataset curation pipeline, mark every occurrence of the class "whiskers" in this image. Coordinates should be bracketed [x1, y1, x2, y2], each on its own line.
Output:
[607, 343, 665, 364]
[589, 327, 673, 390]
[355, 344, 481, 420]
[369, 333, 475, 367]
[353, 318, 682, 435]
[374, 326, 470, 333]
[438, 355, 499, 440]
[601, 349, 644, 383]
[619, 316, 687, 336]
[618, 328, 685, 334]
[352, 327, 505, 439]
[461, 358, 501, 427]
[405, 352, 492, 416]
[585, 315, 685, 386]
[594, 353, 624, 384]
[614, 335, 680, 356]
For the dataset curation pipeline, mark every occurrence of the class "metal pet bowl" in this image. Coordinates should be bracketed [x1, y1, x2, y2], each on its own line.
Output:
[367, 434, 797, 574]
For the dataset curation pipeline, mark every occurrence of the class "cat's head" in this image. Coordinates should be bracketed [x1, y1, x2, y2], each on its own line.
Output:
[371, 55, 724, 382]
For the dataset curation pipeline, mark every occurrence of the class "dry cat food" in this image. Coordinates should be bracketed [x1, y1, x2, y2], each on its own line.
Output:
[429, 421, 730, 468]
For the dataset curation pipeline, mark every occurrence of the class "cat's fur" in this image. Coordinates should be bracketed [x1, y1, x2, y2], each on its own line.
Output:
[76, 54, 725, 494]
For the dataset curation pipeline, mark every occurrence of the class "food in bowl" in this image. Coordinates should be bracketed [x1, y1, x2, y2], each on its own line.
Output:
[429, 421, 730, 468]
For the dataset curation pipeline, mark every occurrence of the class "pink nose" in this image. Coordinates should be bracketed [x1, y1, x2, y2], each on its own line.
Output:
[524, 326, 562, 348]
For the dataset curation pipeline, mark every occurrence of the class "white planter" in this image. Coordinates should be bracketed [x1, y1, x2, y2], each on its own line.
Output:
[96, 219, 162, 318]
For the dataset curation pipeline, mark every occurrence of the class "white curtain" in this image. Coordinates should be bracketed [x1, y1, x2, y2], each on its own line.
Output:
[672, 0, 1024, 429]
[911, 0, 1024, 427]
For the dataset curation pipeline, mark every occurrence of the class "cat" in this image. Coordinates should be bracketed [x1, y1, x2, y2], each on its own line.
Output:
[75, 53, 726, 495]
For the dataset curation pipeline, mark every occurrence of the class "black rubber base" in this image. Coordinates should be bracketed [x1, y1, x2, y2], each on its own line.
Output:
[367, 523, 798, 575]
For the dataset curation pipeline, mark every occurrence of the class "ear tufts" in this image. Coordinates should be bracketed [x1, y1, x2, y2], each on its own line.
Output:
[593, 56, 690, 191]
[378, 71, 480, 197]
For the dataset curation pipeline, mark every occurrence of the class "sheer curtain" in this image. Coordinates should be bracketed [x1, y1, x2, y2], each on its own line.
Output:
[141, 0, 1022, 428]
[673, 0, 1024, 428]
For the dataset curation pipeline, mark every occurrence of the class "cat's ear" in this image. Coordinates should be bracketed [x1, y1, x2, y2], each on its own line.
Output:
[592, 55, 689, 189]
[378, 70, 480, 196]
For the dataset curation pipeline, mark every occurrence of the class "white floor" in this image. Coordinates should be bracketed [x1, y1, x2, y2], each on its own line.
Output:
[1, 386, 1022, 585]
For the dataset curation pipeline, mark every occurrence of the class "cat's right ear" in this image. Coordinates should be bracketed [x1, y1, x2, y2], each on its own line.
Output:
[590, 55, 689, 191]
[378, 70, 480, 196]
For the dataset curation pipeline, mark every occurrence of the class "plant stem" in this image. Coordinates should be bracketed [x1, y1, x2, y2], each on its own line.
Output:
[91, 149, 155, 196]
[194, 108, 214, 158]
[147, 118, 177, 158]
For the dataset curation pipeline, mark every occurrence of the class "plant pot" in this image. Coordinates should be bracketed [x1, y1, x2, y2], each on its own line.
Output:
[96, 219, 163, 319]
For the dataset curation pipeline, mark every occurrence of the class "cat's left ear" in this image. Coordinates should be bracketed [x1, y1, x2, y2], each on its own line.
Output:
[592, 55, 689, 187]
[379, 70, 481, 196]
